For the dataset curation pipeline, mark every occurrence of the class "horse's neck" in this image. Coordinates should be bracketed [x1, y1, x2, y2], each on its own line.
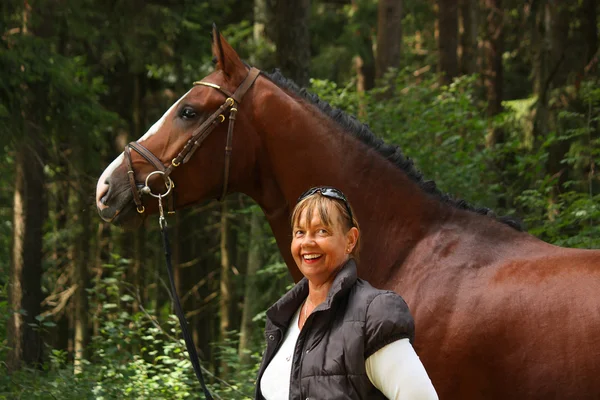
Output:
[247, 86, 451, 282]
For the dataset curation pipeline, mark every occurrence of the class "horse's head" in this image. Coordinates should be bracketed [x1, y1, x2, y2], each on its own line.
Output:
[96, 26, 262, 227]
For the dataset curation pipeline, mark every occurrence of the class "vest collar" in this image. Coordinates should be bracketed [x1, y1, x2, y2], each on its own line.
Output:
[266, 259, 358, 328]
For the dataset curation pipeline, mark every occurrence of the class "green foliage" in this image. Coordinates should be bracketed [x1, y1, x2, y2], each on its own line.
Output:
[0, 256, 263, 399]
[208, 333, 260, 399]
[2, 1, 599, 398]
[310, 69, 599, 249]
[505, 79, 600, 247]
[0, 34, 117, 149]
[312, 71, 495, 207]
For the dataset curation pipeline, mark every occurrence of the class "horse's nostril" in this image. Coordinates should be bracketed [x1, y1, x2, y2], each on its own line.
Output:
[98, 178, 113, 206]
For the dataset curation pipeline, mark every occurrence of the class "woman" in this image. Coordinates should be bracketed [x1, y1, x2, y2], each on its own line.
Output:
[256, 187, 438, 400]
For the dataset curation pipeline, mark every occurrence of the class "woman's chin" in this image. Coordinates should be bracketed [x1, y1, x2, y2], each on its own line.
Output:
[299, 264, 334, 282]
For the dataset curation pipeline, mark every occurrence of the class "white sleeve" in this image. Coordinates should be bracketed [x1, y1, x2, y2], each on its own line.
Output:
[365, 338, 438, 400]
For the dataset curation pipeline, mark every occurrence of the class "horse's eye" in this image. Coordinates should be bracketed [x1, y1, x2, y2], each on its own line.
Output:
[180, 108, 198, 120]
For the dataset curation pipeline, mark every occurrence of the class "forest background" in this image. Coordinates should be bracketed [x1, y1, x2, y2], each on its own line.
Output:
[1, 0, 599, 398]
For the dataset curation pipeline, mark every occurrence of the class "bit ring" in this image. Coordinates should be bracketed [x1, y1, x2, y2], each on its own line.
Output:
[143, 171, 174, 198]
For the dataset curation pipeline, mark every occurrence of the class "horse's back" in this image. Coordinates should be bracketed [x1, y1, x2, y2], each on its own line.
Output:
[407, 239, 600, 399]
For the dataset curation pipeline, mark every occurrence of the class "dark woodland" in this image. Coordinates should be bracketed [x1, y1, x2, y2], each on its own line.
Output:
[1, 0, 598, 398]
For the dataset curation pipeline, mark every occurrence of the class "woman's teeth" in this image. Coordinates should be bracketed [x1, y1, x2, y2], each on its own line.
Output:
[303, 254, 321, 260]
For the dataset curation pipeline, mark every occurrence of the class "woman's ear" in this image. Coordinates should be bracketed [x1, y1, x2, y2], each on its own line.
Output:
[346, 227, 359, 253]
[211, 24, 247, 83]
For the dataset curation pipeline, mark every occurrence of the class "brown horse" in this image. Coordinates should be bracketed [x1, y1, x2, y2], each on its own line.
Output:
[96, 28, 600, 399]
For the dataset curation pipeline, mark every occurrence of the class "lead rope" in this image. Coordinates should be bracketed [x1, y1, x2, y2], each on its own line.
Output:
[158, 194, 213, 400]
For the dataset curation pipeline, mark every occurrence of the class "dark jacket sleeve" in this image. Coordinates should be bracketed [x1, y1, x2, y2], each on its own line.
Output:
[364, 291, 415, 358]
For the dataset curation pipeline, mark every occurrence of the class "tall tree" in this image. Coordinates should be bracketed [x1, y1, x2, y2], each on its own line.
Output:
[8, 136, 46, 372]
[6, 2, 45, 372]
[483, 0, 504, 147]
[582, 0, 598, 67]
[532, 1, 565, 143]
[254, 0, 267, 42]
[352, 0, 377, 92]
[274, 0, 311, 87]
[375, 0, 403, 82]
[73, 181, 91, 374]
[531, 1, 571, 206]
[438, 0, 459, 84]
[459, 0, 478, 75]
[130, 73, 146, 314]
[544, 2, 570, 198]
[238, 209, 263, 366]
[219, 200, 232, 378]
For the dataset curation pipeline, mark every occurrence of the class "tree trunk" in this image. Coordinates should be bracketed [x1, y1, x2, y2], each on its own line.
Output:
[532, 3, 568, 161]
[254, 0, 267, 42]
[438, 0, 459, 84]
[532, 2, 550, 146]
[483, 0, 504, 147]
[231, 201, 245, 336]
[531, 1, 572, 216]
[46, 150, 70, 353]
[350, 0, 376, 91]
[73, 184, 91, 374]
[583, 0, 598, 67]
[92, 221, 109, 337]
[274, 0, 311, 87]
[7, 137, 45, 372]
[184, 206, 216, 374]
[532, 0, 564, 144]
[459, 0, 478, 75]
[545, 2, 573, 202]
[219, 200, 232, 378]
[238, 210, 263, 366]
[375, 0, 403, 83]
[130, 73, 146, 313]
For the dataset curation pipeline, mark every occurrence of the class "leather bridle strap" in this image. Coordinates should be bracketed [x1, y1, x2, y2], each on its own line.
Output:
[129, 141, 166, 172]
[124, 145, 146, 213]
[124, 67, 260, 214]
[165, 98, 234, 173]
[124, 142, 174, 213]
[217, 67, 260, 199]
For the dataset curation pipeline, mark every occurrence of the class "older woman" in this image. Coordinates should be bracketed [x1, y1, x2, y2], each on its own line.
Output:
[256, 187, 438, 400]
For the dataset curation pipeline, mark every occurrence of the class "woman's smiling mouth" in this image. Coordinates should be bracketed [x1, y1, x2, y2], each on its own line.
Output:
[303, 253, 323, 262]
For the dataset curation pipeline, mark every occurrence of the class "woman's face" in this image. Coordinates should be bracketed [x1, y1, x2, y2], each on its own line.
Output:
[291, 204, 358, 284]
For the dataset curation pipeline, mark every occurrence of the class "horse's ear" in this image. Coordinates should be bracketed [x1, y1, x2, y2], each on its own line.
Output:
[211, 24, 246, 81]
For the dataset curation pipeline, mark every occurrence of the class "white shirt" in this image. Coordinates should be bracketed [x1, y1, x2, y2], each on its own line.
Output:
[260, 305, 302, 400]
[366, 338, 438, 399]
[260, 304, 438, 400]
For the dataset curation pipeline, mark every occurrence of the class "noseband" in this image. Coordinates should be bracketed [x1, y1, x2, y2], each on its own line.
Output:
[123, 67, 261, 214]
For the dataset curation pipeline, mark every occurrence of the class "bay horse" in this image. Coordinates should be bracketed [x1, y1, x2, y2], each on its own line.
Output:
[96, 27, 600, 399]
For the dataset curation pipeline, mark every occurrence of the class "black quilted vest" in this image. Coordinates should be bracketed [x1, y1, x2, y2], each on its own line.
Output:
[255, 260, 415, 400]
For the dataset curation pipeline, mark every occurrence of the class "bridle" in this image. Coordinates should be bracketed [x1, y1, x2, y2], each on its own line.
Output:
[121, 67, 260, 400]
[123, 66, 261, 215]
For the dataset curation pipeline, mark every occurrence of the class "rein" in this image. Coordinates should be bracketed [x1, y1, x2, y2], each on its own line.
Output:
[124, 67, 260, 399]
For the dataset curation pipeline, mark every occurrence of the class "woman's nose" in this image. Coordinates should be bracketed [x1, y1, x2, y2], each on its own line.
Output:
[301, 234, 316, 246]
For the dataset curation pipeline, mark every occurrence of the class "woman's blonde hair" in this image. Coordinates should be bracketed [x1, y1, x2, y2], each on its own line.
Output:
[291, 191, 361, 262]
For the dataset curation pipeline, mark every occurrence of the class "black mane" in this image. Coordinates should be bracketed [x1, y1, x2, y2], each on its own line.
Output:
[261, 69, 524, 231]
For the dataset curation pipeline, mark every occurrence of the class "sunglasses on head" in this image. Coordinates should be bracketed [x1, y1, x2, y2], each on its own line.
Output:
[297, 187, 354, 226]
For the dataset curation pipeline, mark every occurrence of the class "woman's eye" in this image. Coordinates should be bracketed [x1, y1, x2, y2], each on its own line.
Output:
[181, 108, 197, 120]
[294, 230, 304, 237]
